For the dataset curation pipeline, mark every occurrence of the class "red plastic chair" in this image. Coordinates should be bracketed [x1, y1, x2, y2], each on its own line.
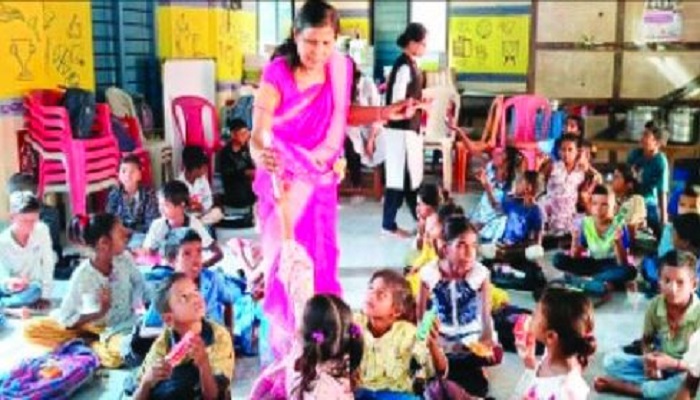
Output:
[171, 96, 222, 178]
[498, 95, 551, 171]
[115, 116, 153, 186]
[23, 89, 120, 216]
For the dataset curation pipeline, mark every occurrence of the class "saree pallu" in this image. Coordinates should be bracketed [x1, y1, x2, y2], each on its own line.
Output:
[254, 52, 353, 362]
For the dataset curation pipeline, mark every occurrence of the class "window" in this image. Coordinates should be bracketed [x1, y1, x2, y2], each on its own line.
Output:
[410, 1, 447, 70]
[257, 0, 293, 55]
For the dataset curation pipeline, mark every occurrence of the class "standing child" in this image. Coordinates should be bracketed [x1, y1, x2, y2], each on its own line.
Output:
[627, 125, 669, 235]
[133, 273, 234, 400]
[0, 191, 55, 311]
[539, 134, 585, 239]
[552, 185, 636, 299]
[24, 213, 147, 368]
[595, 250, 700, 398]
[141, 180, 223, 268]
[418, 216, 496, 397]
[179, 145, 224, 226]
[516, 287, 596, 399]
[216, 118, 257, 213]
[106, 154, 160, 249]
[250, 294, 364, 399]
[355, 269, 447, 400]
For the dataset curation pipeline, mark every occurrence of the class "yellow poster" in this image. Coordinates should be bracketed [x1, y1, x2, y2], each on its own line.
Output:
[43, 1, 94, 90]
[0, 2, 45, 98]
[158, 5, 213, 59]
[449, 15, 530, 75]
[340, 17, 369, 40]
[213, 9, 256, 83]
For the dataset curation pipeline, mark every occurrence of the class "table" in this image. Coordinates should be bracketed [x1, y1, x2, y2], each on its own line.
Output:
[592, 139, 700, 172]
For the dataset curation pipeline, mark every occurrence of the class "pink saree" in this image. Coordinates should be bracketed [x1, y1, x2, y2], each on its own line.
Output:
[253, 52, 353, 360]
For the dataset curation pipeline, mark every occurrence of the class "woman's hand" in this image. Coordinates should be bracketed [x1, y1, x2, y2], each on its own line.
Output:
[252, 146, 280, 174]
[382, 98, 430, 121]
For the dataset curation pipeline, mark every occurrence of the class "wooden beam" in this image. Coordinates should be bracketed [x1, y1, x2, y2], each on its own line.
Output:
[612, 0, 625, 100]
[527, 0, 539, 93]
[535, 42, 700, 51]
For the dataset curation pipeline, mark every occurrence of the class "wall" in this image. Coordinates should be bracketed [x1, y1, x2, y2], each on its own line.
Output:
[157, 0, 257, 106]
[0, 1, 95, 219]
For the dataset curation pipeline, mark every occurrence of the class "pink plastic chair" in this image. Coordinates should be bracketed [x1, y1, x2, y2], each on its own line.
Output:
[171, 96, 222, 178]
[24, 89, 120, 216]
[498, 95, 551, 170]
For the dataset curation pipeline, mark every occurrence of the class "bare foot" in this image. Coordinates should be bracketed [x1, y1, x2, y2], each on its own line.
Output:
[594, 376, 643, 398]
[594, 376, 613, 393]
[383, 227, 412, 239]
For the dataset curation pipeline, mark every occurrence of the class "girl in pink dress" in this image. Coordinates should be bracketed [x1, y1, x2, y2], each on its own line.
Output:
[250, 0, 420, 362]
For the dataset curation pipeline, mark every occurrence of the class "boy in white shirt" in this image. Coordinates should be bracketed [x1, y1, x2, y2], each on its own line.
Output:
[141, 180, 223, 268]
[178, 145, 224, 226]
[0, 191, 55, 312]
[677, 330, 700, 399]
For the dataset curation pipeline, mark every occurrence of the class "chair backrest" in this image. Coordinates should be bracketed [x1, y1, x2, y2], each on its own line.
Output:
[422, 86, 461, 141]
[171, 95, 220, 151]
[500, 95, 551, 147]
[105, 86, 138, 118]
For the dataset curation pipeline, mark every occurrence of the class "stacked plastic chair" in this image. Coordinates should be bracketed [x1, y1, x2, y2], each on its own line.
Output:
[498, 95, 552, 171]
[171, 95, 222, 178]
[24, 89, 120, 217]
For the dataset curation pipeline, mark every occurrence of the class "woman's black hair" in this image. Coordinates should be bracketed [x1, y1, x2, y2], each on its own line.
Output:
[293, 294, 363, 399]
[69, 213, 119, 247]
[272, 0, 340, 69]
[443, 214, 477, 243]
[539, 287, 596, 369]
[397, 22, 427, 49]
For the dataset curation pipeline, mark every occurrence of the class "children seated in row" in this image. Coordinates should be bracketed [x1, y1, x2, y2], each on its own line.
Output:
[24, 213, 147, 368]
[480, 171, 547, 294]
[552, 185, 636, 299]
[626, 124, 669, 235]
[127, 228, 239, 366]
[106, 154, 160, 249]
[0, 191, 55, 313]
[216, 118, 257, 214]
[417, 215, 495, 397]
[133, 273, 234, 400]
[516, 286, 596, 399]
[596, 250, 700, 398]
[141, 180, 223, 267]
[179, 145, 224, 226]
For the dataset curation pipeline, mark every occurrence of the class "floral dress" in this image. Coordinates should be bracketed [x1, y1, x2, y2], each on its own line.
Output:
[540, 161, 584, 235]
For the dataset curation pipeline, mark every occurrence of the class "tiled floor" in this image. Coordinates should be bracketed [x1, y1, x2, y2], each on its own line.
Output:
[0, 193, 646, 399]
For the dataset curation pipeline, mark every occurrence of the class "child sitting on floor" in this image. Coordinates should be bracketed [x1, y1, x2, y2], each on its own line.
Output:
[250, 294, 364, 399]
[552, 185, 636, 299]
[481, 171, 547, 295]
[539, 134, 585, 242]
[0, 191, 55, 314]
[515, 287, 596, 399]
[595, 250, 700, 399]
[106, 154, 160, 249]
[627, 124, 670, 235]
[216, 118, 257, 213]
[611, 163, 647, 246]
[141, 180, 223, 268]
[418, 216, 496, 397]
[470, 147, 517, 243]
[24, 213, 147, 368]
[355, 269, 447, 400]
[133, 273, 234, 400]
[413, 183, 442, 253]
[658, 184, 700, 256]
[126, 228, 240, 366]
[179, 145, 224, 226]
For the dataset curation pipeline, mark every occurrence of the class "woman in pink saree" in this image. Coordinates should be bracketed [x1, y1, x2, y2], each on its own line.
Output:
[250, 0, 419, 362]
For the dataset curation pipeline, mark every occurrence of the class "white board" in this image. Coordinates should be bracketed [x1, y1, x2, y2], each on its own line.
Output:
[162, 58, 217, 174]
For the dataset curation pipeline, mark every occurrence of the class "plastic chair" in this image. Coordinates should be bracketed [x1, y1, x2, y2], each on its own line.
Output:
[421, 86, 461, 191]
[498, 95, 551, 171]
[24, 89, 120, 216]
[115, 116, 153, 186]
[171, 96, 222, 178]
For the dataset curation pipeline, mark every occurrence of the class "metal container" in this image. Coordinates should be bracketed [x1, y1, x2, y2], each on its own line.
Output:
[668, 107, 699, 144]
[626, 106, 659, 141]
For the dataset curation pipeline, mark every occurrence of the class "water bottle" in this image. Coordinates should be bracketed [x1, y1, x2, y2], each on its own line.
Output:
[417, 308, 437, 341]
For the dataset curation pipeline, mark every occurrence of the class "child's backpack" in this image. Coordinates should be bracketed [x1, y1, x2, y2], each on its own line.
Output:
[0, 339, 99, 400]
[61, 88, 96, 139]
[110, 115, 137, 152]
[132, 93, 155, 133]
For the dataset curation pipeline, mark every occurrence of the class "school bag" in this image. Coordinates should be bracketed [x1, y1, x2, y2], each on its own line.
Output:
[110, 115, 137, 152]
[132, 93, 155, 133]
[61, 88, 96, 139]
[0, 339, 99, 400]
